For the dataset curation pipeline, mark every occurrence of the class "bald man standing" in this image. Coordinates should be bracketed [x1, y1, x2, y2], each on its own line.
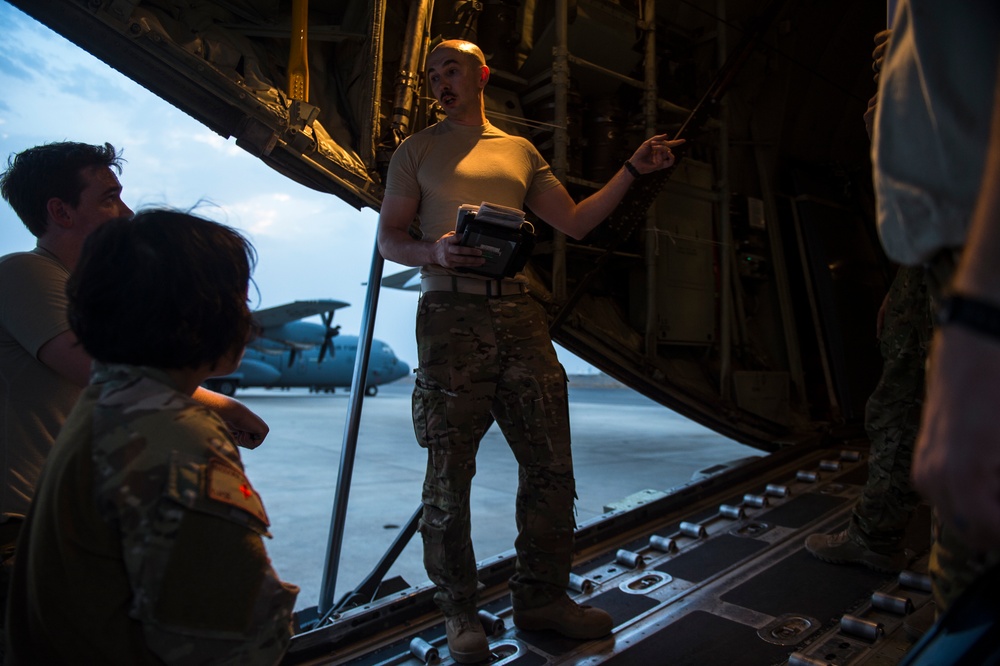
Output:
[377, 40, 683, 662]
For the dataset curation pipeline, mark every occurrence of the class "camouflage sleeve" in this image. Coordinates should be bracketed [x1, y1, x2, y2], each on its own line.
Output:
[95, 408, 298, 665]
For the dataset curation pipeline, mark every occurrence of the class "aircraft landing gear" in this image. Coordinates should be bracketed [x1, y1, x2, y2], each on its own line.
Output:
[212, 379, 238, 397]
[365, 385, 378, 397]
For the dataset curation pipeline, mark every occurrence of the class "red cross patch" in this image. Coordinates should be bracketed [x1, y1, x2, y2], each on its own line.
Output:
[206, 460, 270, 527]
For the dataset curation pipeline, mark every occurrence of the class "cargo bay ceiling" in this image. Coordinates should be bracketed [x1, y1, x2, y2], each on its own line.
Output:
[8, 0, 891, 450]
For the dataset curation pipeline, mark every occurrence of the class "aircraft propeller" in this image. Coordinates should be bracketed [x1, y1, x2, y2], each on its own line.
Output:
[317, 311, 341, 363]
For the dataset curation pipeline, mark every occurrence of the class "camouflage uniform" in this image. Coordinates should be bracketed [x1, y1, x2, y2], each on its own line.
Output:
[850, 264, 932, 553]
[6, 363, 298, 665]
[412, 290, 575, 616]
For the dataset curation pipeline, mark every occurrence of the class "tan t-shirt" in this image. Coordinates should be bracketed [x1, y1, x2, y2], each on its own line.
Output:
[384, 119, 562, 277]
[0, 249, 80, 519]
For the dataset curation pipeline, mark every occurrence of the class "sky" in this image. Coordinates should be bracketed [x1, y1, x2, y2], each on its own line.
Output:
[0, 2, 596, 375]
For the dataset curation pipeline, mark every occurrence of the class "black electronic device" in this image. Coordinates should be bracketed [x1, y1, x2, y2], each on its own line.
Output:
[455, 203, 536, 279]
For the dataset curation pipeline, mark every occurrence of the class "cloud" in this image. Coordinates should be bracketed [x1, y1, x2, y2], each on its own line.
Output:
[191, 130, 245, 157]
[55, 63, 135, 105]
[0, 2, 596, 376]
[0, 6, 131, 106]
[0, 50, 35, 82]
[234, 200, 376, 251]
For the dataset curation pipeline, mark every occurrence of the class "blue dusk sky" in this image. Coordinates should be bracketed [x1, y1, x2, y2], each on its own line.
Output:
[0, 2, 597, 375]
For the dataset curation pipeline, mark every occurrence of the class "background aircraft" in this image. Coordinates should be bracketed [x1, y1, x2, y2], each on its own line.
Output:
[204, 300, 410, 396]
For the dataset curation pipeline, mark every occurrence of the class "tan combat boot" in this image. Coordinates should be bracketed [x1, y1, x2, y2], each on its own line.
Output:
[513, 594, 613, 639]
[805, 529, 906, 574]
[444, 611, 491, 664]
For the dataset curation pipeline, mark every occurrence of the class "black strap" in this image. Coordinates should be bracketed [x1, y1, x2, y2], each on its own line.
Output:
[936, 294, 1000, 340]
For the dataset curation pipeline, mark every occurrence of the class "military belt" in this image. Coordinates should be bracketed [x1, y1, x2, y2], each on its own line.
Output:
[420, 275, 526, 298]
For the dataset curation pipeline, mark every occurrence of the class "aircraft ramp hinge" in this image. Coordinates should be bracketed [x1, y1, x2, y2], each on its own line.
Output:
[235, 117, 279, 157]
[289, 99, 320, 130]
[105, 0, 140, 24]
[285, 128, 316, 155]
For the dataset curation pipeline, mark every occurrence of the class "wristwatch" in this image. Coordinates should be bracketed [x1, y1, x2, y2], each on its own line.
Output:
[936, 293, 1000, 340]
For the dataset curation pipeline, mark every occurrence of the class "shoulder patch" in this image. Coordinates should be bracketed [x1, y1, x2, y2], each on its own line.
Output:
[206, 460, 270, 528]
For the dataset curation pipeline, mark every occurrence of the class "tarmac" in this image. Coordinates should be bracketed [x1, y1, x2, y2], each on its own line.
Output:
[238, 376, 760, 612]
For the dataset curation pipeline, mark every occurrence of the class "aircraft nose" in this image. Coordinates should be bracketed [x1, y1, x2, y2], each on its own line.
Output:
[393, 360, 411, 381]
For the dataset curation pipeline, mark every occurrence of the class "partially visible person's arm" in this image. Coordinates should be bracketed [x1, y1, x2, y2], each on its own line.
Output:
[37, 329, 91, 387]
[527, 134, 684, 239]
[863, 29, 892, 139]
[912, 56, 1000, 551]
[39, 330, 268, 446]
[192, 386, 270, 448]
[4, 254, 89, 386]
[378, 193, 486, 270]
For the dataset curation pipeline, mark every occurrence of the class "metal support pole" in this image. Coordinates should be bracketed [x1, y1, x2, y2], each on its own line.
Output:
[317, 0, 426, 618]
[642, 0, 659, 360]
[318, 238, 386, 617]
[552, 0, 569, 301]
[717, 0, 733, 399]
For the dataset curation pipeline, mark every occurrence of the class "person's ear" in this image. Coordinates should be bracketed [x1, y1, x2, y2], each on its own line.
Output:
[480, 65, 490, 87]
[45, 197, 73, 229]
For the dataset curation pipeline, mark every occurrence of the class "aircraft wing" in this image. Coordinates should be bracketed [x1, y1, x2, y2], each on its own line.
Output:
[253, 300, 350, 330]
[380, 268, 421, 292]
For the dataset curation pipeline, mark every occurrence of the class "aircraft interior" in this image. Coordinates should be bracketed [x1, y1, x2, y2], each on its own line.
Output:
[8, 1, 997, 664]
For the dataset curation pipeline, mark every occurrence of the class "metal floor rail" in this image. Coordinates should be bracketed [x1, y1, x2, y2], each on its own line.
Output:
[285, 443, 933, 666]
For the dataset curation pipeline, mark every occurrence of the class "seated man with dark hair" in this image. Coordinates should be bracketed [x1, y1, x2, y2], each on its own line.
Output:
[0, 143, 270, 655]
[6, 209, 299, 665]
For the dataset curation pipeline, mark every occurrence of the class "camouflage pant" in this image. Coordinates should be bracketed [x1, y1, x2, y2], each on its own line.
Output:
[850, 265, 931, 552]
[922, 251, 1000, 611]
[412, 291, 575, 616]
[0, 518, 23, 662]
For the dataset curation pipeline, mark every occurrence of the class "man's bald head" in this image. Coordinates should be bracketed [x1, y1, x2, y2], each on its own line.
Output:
[425, 39, 490, 124]
[429, 40, 486, 67]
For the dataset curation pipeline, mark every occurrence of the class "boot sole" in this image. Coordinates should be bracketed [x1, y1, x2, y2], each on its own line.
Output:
[512, 615, 612, 640]
[449, 644, 492, 664]
[809, 551, 900, 574]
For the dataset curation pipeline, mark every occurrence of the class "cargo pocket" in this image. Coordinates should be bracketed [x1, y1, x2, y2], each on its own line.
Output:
[412, 371, 448, 449]
[516, 377, 549, 445]
[507, 368, 569, 456]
